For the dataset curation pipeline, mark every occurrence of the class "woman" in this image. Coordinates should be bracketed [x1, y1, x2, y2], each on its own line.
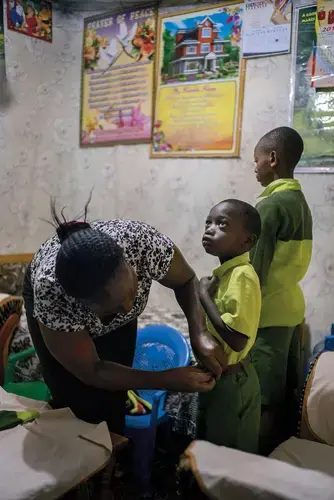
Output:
[23, 200, 225, 433]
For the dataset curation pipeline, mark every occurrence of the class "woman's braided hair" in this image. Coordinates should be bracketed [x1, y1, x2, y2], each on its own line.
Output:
[50, 195, 123, 301]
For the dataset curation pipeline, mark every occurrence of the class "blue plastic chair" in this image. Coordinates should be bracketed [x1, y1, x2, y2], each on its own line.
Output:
[125, 324, 191, 491]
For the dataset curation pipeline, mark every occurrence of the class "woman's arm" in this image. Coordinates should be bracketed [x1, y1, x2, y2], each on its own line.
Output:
[159, 246, 227, 376]
[38, 322, 215, 393]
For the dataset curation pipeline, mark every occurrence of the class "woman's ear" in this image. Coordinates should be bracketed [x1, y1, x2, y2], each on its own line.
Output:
[270, 150, 278, 168]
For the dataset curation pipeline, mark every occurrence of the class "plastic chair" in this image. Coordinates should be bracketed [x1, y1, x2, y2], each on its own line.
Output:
[4, 346, 51, 402]
[125, 324, 191, 492]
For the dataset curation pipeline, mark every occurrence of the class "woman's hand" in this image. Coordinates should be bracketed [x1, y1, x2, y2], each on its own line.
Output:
[163, 366, 216, 393]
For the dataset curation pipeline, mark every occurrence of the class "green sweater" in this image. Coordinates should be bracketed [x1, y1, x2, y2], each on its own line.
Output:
[250, 179, 313, 328]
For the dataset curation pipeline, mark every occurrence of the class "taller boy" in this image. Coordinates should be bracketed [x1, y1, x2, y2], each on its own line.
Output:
[251, 127, 313, 445]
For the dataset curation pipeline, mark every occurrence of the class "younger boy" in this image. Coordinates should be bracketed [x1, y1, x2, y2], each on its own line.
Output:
[198, 199, 262, 453]
[251, 127, 313, 448]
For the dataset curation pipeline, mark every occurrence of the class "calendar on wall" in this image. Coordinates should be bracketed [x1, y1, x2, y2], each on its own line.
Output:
[242, 0, 292, 57]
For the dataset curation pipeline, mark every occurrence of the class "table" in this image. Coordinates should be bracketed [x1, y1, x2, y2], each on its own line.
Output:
[63, 433, 129, 500]
[99, 433, 129, 500]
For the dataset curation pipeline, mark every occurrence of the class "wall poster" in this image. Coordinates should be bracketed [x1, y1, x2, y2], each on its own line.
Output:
[0, 0, 4, 60]
[311, 0, 334, 88]
[151, 2, 245, 158]
[80, 7, 156, 146]
[6, 0, 52, 42]
[291, 5, 334, 172]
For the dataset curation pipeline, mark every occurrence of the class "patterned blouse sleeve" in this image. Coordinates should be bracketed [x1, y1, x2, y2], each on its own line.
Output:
[134, 222, 175, 281]
[33, 276, 86, 332]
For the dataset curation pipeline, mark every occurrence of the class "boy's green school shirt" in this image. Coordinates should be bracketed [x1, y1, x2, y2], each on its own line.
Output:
[250, 178, 313, 328]
[206, 253, 261, 366]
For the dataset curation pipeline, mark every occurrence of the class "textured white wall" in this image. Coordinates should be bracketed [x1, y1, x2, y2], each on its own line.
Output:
[1, 7, 333, 346]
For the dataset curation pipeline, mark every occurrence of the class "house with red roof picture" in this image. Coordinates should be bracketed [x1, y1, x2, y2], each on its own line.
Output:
[169, 16, 229, 77]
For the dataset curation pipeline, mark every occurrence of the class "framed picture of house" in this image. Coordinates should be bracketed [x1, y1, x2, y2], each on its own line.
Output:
[151, 2, 245, 158]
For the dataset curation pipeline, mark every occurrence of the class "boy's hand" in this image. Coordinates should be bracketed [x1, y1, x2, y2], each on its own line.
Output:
[199, 276, 220, 298]
[191, 330, 228, 377]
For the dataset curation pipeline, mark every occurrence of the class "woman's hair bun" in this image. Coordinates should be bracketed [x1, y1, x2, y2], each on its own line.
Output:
[50, 192, 92, 244]
[56, 221, 91, 244]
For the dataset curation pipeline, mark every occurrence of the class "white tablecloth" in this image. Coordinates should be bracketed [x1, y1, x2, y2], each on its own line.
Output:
[185, 440, 334, 500]
[0, 388, 112, 500]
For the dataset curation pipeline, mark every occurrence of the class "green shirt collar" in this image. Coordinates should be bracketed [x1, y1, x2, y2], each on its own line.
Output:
[212, 252, 250, 278]
[259, 178, 301, 198]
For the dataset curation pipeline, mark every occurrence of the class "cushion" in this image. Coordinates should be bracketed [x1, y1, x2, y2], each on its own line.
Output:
[299, 351, 334, 445]
[0, 294, 24, 385]
[0, 313, 21, 386]
[8, 307, 43, 382]
[0, 263, 29, 296]
[0, 294, 23, 330]
[271, 436, 334, 477]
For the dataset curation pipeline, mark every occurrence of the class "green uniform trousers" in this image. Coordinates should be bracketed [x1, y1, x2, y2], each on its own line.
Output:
[251, 325, 304, 454]
[197, 362, 261, 454]
[252, 325, 302, 407]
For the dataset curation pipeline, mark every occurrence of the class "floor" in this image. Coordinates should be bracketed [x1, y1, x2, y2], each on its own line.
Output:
[111, 431, 192, 500]
[66, 431, 192, 500]
[112, 310, 194, 499]
[111, 454, 180, 500]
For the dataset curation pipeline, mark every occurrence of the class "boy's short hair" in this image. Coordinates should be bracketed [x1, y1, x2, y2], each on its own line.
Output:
[258, 127, 304, 168]
[221, 199, 262, 244]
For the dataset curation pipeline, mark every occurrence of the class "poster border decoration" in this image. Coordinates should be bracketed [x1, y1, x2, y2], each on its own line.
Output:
[6, 0, 52, 43]
[80, 5, 158, 148]
[151, 1, 245, 159]
[290, 4, 334, 173]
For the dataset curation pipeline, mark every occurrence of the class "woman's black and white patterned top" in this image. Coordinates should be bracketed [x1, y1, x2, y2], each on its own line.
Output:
[30, 220, 174, 339]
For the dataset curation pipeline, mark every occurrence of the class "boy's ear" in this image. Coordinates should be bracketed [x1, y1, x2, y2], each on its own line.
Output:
[246, 233, 257, 250]
[270, 150, 278, 168]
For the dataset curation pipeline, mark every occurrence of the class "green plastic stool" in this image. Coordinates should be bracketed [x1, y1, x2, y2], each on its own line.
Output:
[4, 346, 51, 402]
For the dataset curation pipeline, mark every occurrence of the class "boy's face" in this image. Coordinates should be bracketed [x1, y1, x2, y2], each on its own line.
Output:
[254, 142, 277, 187]
[202, 202, 252, 260]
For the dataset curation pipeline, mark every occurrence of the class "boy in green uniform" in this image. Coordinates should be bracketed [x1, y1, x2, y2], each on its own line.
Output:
[251, 127, 313, 451]
[198, 199, 262, 453]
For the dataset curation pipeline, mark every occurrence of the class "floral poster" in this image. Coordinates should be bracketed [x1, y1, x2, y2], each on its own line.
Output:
[6, 0, 52, 42]
[151, 2, 245, 158]
[81, 7, 156, 146]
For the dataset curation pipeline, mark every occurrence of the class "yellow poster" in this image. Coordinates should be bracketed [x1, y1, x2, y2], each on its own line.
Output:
[80, 8, 156, 146]
[151, 2, 245, 158]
